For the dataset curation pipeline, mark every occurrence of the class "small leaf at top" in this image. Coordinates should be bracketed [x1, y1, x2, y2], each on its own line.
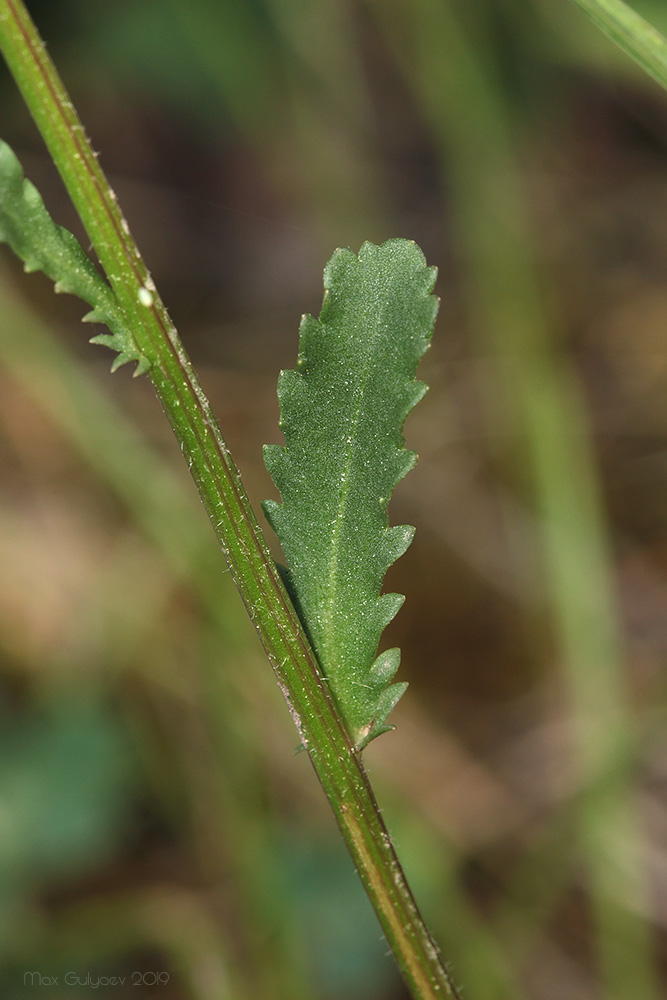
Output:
[262, 239, 438, 749]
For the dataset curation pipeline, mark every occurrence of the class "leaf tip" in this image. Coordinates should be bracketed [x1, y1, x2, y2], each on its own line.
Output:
[110, 352, 132, 373]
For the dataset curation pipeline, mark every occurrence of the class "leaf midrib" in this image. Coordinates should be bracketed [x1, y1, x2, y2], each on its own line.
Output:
[321, 295, 387, 668]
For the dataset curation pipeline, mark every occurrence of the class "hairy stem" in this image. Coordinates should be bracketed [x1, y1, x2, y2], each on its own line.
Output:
[0, 1, 460, 996]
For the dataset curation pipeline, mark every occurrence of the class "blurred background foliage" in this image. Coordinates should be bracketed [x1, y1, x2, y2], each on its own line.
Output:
[0, 1, 666, 997]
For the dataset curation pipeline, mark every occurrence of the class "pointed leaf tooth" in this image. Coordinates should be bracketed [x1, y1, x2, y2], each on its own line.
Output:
[83, 308, 108, 325]
[356, 681, 409, 750]
[133, 355, 153, 378]
[276, 368, 307, 422]
[0, 139, 16, 171]
[110, 352, 133, 373]
[374, 592, 405, 633]
[418, 263, 438, 295]
[357, 725, 394, 750]
[369, 647, 401, 686]
[399, 380, 428, 418]
[296, 311, 323, 353]
[261, 497, 282, 523]
[89, 332, 116, 347]
[377, 680, 408, 718]
[21, 178, 45, 211]
[383, 525, 415, 565]
[390, 448, 418, 484]
[89, 331, 128, 355]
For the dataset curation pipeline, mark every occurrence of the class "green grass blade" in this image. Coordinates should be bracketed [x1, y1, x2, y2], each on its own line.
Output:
[571, 0, 667, 90]
[263, 239, 438, 749]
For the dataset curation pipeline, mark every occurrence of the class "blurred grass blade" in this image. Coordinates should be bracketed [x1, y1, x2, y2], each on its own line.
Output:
[367, 0, 660, 996]
[571, 0, 667, 90]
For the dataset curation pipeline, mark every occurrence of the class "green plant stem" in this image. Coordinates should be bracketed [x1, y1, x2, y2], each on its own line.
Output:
[571, 0, 667, 90]
[0, 2, 459, 997]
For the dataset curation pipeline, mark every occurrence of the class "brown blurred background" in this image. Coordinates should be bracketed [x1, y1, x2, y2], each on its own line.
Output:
[1, 1, 667, 998]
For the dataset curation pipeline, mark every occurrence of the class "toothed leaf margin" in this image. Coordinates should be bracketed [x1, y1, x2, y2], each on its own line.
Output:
[0, 139, 150, 376]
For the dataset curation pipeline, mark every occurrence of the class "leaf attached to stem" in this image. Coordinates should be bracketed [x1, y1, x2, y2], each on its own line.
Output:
[263, 239, 438, 749]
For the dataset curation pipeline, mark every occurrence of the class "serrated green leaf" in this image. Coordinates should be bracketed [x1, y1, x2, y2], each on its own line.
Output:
[0, 139, 150, 375]
[262, 239, 438, 749]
